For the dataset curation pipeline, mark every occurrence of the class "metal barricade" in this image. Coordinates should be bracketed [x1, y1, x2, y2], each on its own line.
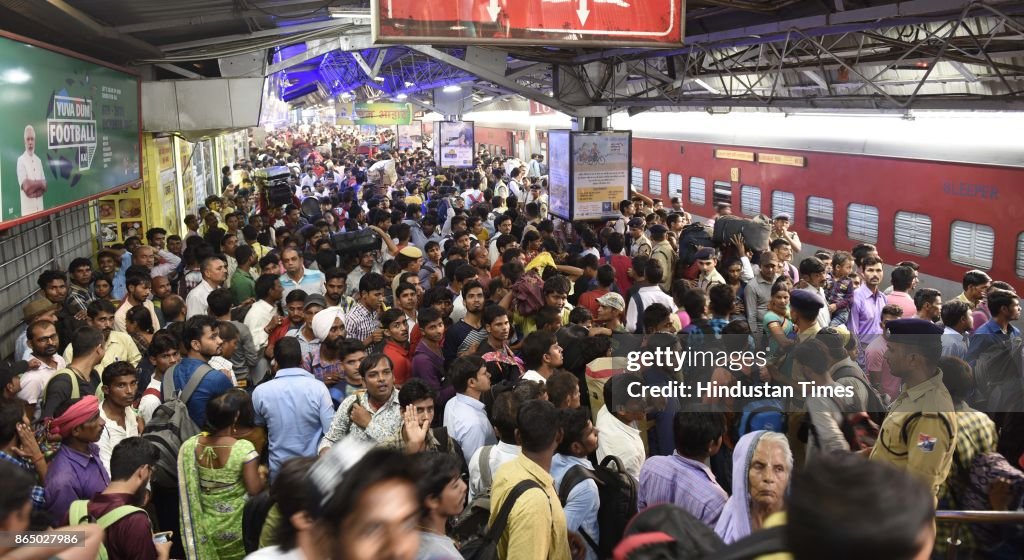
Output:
[935, 510, 1024, 560]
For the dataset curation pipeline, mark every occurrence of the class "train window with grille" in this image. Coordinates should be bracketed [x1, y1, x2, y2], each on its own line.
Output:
[1017, 233, 1024, 277]
[713, 181, 732, 207]
[894, 211, 932, 256]
[668, 174, 683, 200]
[847, 203, 879, 243]
[649, 170, 662, 196]
[807, 196, 833, 234]
[950, 221, 994, 269]
[772, 191, 795, 222]
[740, 186, 761, 216]
[631, 167, 643, 192]
[689, 177, 706, 205]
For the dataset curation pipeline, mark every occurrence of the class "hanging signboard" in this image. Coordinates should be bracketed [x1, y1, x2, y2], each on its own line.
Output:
[372, 0, 684, 47]
[548, 130, 631, 221]
[0, 32, 141, 228]
[397, 123, 424, 150]
[336, 102, 414, 126]
[435, 121, 475, 168]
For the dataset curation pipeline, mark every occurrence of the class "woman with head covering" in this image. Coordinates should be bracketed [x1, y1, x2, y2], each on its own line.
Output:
[714, 431, 793, 544]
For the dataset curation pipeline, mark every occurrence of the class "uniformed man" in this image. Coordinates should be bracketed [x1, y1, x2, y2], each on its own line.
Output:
[627, 217, 652, 258]
[869, 318, 958, 499]
[782, 289, 826, 470]
[770, 212, 802, 253]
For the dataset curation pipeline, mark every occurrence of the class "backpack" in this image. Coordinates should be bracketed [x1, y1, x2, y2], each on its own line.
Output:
[511, 270, 545, 316]
[40, 368, 103, 411]
[972, 336, 1024, 413]
[800, 395, 879, 451]
[557, 455, 638, 559]
[451, 446, 496, 545]
[832, 365, 888, 426]
[69, 500, 148, 560]
[678, 224, 714, 267]
[613, 503, 787, 560]
[459, 479, 541, 560]
[142, 363, 215, 488]
[737, 399, 786, 437]
[631, 291, 647, 335]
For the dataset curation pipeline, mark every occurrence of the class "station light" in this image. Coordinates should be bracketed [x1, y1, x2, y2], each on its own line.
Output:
[328, 9, 372, 19]
[396, 93, 408, 100]
[443, 84, 462, 93]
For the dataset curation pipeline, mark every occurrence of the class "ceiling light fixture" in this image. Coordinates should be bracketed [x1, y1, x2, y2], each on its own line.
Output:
[328, 8, 372, 19]
[443, 84, 462, 93]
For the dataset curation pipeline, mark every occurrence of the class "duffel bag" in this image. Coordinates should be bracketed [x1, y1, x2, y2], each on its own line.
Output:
[742, 214, 772, 253]
[679, 223, 715, 266]
[330, 229, 380, 257]
[712, 215, 746, 246]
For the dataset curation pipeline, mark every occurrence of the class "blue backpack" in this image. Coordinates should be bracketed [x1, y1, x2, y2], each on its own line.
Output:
[738, 399, 786, 436]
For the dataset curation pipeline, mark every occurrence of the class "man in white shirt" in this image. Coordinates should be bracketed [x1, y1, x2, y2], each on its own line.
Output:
[467, 390, 521, 503]
[113, 274, 160, 333]
[244, 274, 284, 352]
[520, 330, 563, 383]
[443, 356, 496, 462]
[18, 320, 66, 420]
[595, 373, 647, 481]
[186, 256, 228, 318]
[625, 260, 678, 332]
[17, 125, 46, 217]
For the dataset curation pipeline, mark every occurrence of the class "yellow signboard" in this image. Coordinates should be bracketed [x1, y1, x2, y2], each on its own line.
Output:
[758, 153, 806, 167]
[336, 102, 413, 125]
[714, 149, 755, 162]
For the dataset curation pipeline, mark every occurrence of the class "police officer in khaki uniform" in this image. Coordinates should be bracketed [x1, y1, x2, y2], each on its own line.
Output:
[869, 318, 958, 498]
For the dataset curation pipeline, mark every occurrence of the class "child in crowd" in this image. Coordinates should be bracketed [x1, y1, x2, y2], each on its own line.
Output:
[828, 250, 856, 327]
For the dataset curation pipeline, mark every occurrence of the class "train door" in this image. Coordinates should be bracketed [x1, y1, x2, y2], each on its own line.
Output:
[713, 181, 733, 207]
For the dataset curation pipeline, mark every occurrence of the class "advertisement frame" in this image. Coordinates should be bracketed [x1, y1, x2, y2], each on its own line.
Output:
[549, 130, 632, 222]
[0, 30, 143, 231]
[547, 129, 572, 221]
[436, 121, 475, 169]
[371, 0, 684, 48]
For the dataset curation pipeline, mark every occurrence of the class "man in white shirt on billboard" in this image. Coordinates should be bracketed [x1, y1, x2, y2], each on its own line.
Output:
[17, 125, 47, 216]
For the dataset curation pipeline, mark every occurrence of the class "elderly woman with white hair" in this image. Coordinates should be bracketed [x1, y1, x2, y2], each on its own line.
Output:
[715, 431, 793, 544]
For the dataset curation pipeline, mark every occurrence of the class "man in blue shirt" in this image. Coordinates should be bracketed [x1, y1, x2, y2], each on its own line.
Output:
[550, 408, 601, 560]
[174, 315, 234, 428]
[966, 288, 1021, 365]
[252, 337, 334, 480]
[442, 355, 495, 462]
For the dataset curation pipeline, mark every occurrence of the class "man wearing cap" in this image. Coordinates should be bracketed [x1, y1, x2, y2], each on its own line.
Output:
[16, 299, 60, 364]
[44, 395, 109, 525]
[393, 246, 424, 294]
[649, 225, 676, 293]
[0, 361, 27, 401]
[694, 248, 726, 293]
[19, 320, 66, 420]
[596, 292, 627, 333]
[770, 212, 802, 253]
[869, 318, 958, 500]
[628, 217, 652, 258]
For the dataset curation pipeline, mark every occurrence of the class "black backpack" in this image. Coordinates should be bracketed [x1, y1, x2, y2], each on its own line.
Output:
[460, 479, 541, 560]
[615, 503, 787, 560]
[142, 363, 215, 488]
[832, 365, 889, 426]
[557, 455, 638, 559]
[451, 446, 497, 545]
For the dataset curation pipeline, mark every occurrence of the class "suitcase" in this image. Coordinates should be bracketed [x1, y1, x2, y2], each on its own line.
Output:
[267, 183, 293, 207]
[330, 229, 380, 257]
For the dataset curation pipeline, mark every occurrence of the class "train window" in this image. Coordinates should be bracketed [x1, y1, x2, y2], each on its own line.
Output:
[847, 203, 879, 243]
[772, 191, 795, 222]
[668, 174, 683, 200]
[950, 221, 994, 269]
[1017, 233, 1024, 277]
[807, 196, 834, 234]
[632, 167, 644, 192]
[713, 182, 733, 207]
[894, 211, 932, 257]
[689, 177, 706, 206]
[740, 186, 761, 216]
[649, 170, 662, 196]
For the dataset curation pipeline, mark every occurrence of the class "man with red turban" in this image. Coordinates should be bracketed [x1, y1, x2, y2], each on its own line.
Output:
[43, 395, 109, 525]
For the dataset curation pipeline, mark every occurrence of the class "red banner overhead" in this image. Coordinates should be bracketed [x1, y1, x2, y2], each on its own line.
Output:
[372, 0, 684, 47]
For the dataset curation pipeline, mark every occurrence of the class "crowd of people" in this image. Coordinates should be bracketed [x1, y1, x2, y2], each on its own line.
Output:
[1, 122, 1022, 560]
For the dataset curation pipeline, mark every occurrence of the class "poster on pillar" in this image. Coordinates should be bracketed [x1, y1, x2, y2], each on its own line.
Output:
[436, 121, 475, 168]
[372, 0, 684, 47]
[397, 123, 424, 150]
[547, 130, 571, 221]
[566, 130, 631, 221]
[0, 33, 141, 228]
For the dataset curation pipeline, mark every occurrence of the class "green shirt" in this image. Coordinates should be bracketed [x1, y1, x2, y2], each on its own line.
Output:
[230, 268, 256, 305]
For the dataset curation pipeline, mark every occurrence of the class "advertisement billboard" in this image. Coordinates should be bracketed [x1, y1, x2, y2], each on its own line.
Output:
[437, 121, 474, 168]
[397, 123, 424, 150]
[373, 0, 683, 47]
[336, 102, 414, 126]
[0, 33, 141, 227]
[547, 130, 571, 220]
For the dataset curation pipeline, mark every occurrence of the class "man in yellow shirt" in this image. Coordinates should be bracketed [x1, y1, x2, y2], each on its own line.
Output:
[63, 299, 142, 375]
[488, 399, 577, 560]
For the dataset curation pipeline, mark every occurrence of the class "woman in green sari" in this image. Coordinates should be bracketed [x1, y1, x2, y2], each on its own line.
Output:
[178, 388, 265, 560]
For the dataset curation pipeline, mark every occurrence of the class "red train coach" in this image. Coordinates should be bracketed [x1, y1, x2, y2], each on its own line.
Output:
[631, 137, 1024, 293]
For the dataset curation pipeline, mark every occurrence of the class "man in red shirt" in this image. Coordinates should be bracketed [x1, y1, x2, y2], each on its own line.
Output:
[69, 437, 170, 560]
[578, 264, 615, 318]
[602, 232, 633, 295]
[381, 308, 412, 386]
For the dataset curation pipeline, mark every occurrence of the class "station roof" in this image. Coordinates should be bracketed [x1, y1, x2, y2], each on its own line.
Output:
[2, 0, 1023, 115]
